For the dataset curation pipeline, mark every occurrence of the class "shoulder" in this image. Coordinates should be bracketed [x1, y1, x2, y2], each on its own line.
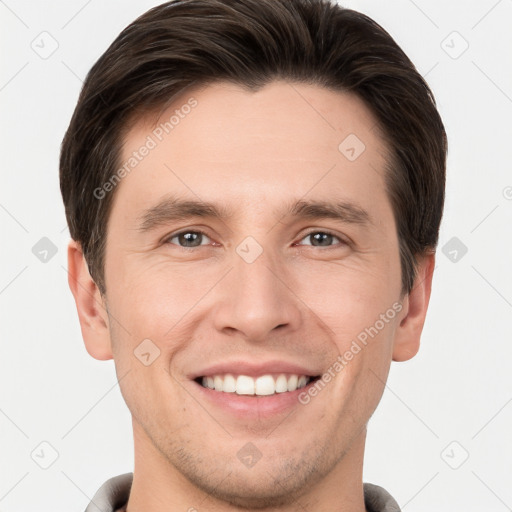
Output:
[363, 482, 401, 512]
[84, 473, 133, 512]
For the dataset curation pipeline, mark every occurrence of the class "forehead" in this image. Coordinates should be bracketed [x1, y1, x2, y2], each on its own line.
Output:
[113, 80, 391, 222]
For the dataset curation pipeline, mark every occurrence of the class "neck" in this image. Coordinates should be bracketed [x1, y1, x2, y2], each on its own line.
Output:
[126, 420, 368, 512]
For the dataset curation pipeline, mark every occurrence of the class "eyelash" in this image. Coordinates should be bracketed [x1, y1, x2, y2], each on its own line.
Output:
[164, 229, 349, 250]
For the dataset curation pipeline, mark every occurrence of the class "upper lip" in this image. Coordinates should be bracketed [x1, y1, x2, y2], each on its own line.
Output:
[190, 360, 320, 380]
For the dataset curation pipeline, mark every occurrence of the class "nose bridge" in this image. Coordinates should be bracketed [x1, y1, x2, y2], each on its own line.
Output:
[214, 239, 300, 341]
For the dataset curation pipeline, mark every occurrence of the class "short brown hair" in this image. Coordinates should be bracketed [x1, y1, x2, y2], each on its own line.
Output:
[60, 0, 447, 296]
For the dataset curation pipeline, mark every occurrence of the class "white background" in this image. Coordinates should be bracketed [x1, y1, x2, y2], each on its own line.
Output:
[1, 1, 511, 510]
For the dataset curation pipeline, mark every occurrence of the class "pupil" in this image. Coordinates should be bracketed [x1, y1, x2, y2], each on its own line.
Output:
[313, 233, 332, 246]
[180, 232, 201, 247]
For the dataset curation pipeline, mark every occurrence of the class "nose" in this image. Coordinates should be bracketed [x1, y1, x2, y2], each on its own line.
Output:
[212, 244, 302, 343]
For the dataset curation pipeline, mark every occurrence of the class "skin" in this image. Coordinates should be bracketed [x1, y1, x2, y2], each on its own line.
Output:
[68, 80, 434, 511]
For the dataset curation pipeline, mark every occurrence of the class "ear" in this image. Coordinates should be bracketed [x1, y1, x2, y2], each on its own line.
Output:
[67, 240, 113, 360]
[392, 251, 435, 362]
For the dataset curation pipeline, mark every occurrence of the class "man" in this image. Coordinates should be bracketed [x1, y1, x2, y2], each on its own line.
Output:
[60, 0, 447, 510]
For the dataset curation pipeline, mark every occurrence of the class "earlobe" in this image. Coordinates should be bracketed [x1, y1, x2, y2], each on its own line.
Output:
[67, 240, 113, 361]
[392, 252, 435, 362]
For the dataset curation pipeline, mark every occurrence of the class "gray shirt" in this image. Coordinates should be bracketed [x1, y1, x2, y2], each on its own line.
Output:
[84, 473, 402, 512]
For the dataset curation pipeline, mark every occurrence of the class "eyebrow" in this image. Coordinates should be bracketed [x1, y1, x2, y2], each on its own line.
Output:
[137, 194, 372, 232]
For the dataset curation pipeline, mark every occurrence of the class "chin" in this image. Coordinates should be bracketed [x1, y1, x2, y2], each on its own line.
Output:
[168, 444, 329, 510]
[187, 471, 306, 509]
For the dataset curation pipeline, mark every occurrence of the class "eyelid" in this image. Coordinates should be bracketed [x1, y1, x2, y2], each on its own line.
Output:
[297, 229, 351, 248]
[162, 227, 352, 249]
[163, 228, 214, 246]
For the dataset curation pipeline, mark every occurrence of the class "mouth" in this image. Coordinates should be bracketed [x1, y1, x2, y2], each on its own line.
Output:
[194, 373, 321, 396]
[188, 360, 323, 419]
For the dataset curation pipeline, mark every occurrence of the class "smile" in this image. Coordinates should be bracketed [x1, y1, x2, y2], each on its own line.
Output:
[196, 373, 319, 396]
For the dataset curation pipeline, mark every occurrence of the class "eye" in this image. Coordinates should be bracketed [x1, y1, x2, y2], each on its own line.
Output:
[297, 230, 347, 248]
[165, 230, 212, 248]
[163, 229, 347, 250]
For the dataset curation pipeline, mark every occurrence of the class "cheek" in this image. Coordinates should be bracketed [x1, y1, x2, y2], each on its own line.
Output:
[109, 258, 210, 336]
[106, 260, 224, 395]
[297, 258, 400, 340]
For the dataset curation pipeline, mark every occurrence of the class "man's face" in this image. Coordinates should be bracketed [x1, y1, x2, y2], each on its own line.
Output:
[96, 80, 411, 504]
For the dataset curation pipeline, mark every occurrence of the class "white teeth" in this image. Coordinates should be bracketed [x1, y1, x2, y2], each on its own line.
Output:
[202, 376, 214, 389]
[287, 374, 298, 392]
[214, 375, 223, 391]
[275, 374, 288, 393]
[255, 375, 275, 396]
[297, 375, 308, 389]
[200, 373, 312, 395]
[222, 374, 236, 393]
[236, 375, 255, 395]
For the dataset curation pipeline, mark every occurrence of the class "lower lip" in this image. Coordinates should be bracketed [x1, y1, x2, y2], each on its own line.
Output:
[192, 379, 317, 420]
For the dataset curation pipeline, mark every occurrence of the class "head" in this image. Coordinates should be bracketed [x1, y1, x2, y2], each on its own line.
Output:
[61, 0, 446, 508]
